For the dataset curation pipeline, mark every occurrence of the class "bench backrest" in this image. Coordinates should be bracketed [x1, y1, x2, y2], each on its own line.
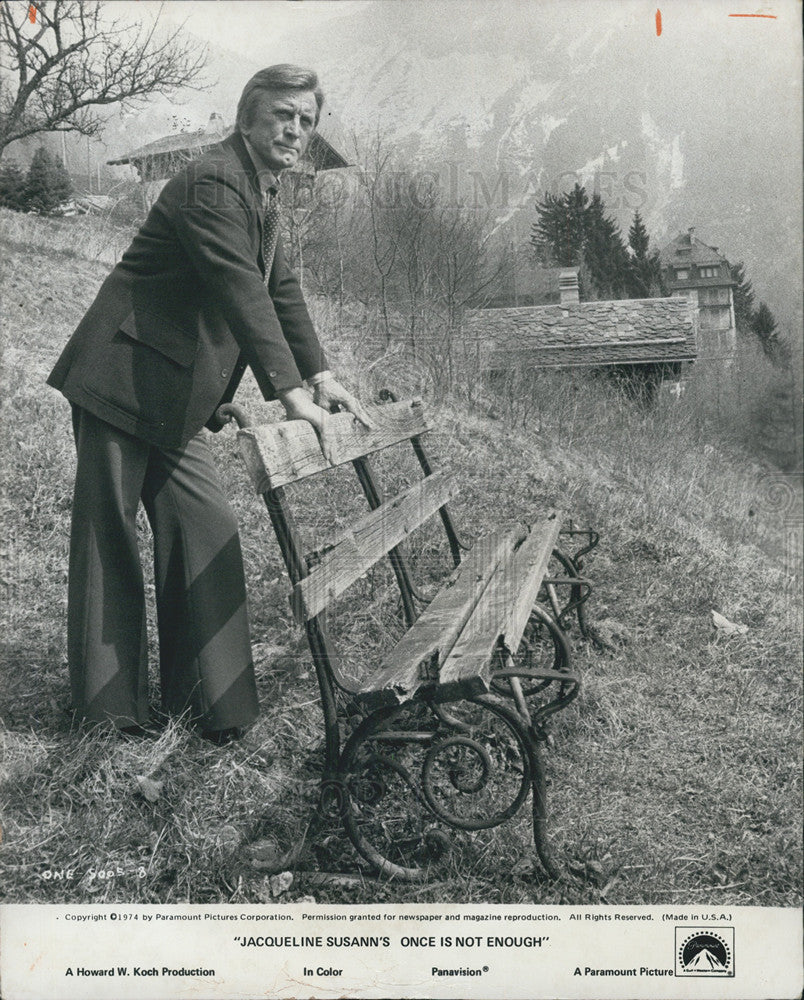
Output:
[235, 398, 460, 624]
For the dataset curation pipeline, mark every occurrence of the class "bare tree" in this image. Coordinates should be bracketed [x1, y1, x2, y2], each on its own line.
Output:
[300, 171, 359, 317]
[383, 171, 441, 352]
[425, 200, 508, 387]
[280, 172, 316, 286]
[431, 201, 508, 325]
[326, 175, 354, 317]
[351, 128, 398, 344]
[0, 1, 207, 155]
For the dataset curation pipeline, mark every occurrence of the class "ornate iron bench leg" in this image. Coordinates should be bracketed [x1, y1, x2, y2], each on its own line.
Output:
[335, 703, 451, 881]
[334, 695, 553, 881]
[528, 728, 561, 881]
[489, 605, 581, 880]
[545, 546, 594, 638]
[553, 526, 600, 639]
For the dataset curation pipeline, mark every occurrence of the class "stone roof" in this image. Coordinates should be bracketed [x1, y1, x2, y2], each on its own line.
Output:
[462, 297, 697, 368]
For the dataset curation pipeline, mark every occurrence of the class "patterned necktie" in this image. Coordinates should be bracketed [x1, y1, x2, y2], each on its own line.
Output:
[262, 188, 280, 282]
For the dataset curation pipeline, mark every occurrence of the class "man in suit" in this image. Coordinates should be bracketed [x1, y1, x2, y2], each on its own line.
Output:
[48, 65, 370, 743]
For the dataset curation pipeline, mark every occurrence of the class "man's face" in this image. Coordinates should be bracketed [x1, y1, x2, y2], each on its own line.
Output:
[243, 89, 317, 173]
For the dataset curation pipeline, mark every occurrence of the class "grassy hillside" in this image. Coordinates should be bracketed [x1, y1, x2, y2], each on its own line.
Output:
[1, 210, 801, 907]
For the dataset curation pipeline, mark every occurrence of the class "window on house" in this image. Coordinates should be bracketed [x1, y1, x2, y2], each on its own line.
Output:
[699, 266, 719, 278]
[675, 268, 689, 280]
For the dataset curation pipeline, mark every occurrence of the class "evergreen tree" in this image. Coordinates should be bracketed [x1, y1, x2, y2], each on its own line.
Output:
[731, 263, 789, 366]
[627, 209, 650, 258]
[730, 261, 755, 334]
[582, 193, 630, 299]
[752, 301, 788, 363]
[532, 186, 661, 300]
[530, 191, 563, 265]
[626, 210, 666, 297]
[576, 256, 598, 302]
[24, 147, 72, 214]
[531, 183, 588, 268]
[0, 161, 26, 211]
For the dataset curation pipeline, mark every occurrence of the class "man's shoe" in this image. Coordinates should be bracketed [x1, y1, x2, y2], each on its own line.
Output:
[200, 726, 243, 746]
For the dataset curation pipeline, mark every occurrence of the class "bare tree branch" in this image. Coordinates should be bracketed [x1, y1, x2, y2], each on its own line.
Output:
[0, 1, 208, 153]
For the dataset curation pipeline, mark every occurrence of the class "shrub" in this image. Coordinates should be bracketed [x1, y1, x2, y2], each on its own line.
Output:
[0, 161, 27, 211]
[23, 146, 72, 214]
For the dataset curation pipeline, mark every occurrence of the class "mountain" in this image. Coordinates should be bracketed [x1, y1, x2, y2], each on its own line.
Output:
[277, 0, 801, 330]
[28, 1, 802, 334]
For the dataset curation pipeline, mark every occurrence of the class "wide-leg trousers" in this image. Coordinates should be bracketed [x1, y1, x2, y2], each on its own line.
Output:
[67, 406, 259, 731]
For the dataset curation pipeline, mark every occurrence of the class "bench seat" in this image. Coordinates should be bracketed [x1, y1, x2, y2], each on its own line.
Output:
[357, 512, 562, 711]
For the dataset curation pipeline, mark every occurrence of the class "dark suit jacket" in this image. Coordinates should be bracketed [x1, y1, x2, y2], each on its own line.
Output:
[47, 132, 327, 449]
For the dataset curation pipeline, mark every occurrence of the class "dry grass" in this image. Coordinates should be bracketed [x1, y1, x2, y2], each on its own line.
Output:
[0, 204, 135, 266]
[1, 211, 801, 907]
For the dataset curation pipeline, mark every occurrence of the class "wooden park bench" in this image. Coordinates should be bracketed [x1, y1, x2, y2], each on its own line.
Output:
[219, 393, 598, 881]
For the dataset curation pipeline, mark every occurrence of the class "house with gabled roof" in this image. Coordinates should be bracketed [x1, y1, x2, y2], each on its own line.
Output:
[659, 228, 736, 361]
[107, 113, 349, 205]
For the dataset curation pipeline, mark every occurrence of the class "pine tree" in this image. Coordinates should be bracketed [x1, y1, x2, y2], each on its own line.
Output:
[730, 261, 755, 334]
[531, 183, 588, 268]
[731, 263, 789, 366]
[583, 193, 630, 299]
[752, 301, 788, 363]
[0, 161, 26, 211]
[530, 191, 563, 265]
[626, 210, 666, 297]
[531, 187, 670, 301]
[24, 147, 72, 214]
[627, 210, 650, 258]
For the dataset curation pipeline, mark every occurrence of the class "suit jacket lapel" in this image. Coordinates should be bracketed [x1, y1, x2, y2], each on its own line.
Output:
[226, 131, 262, 199]
[220, 131, 266, 264]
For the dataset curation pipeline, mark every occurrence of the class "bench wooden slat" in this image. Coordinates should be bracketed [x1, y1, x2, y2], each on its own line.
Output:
[291, 470, 461, 622]
[236, 398, 431, 491]
[438, 511, 562, 693]
[357, 525, 528, 711]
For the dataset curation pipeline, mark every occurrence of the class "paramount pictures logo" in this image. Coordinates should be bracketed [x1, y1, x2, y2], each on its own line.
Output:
[675, 928, 735, 977]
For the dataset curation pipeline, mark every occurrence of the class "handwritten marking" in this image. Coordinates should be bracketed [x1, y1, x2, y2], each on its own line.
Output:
[656, 8, 662, 35]
[28, 4, 37, 22]
[728, 12, 777, 16]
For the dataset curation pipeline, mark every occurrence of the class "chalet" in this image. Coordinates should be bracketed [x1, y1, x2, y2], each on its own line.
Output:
[659, 228, 736, 361]
[107, 112, 349, 203]
[462, 268, 697, 378]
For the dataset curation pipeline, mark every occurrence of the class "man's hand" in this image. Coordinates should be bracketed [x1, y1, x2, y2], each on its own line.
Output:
[310, 374, 376, 430]
[277, 384, 373, 465]
[276, 387, 336, 463]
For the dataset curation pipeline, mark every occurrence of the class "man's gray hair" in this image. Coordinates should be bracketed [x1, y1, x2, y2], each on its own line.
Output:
[236, 65, 324, 132]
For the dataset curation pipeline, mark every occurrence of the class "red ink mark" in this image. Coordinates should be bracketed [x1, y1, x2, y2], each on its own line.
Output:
[728, 12, 778, 17]
[655, 8, 662, 35]
[28, 4, 37, 23]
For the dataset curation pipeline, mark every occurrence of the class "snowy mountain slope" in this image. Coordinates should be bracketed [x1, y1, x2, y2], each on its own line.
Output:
[73, 1, 804, 330]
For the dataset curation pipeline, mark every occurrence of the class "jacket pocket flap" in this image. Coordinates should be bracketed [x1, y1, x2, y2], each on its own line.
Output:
[118, 311, 197, 368]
